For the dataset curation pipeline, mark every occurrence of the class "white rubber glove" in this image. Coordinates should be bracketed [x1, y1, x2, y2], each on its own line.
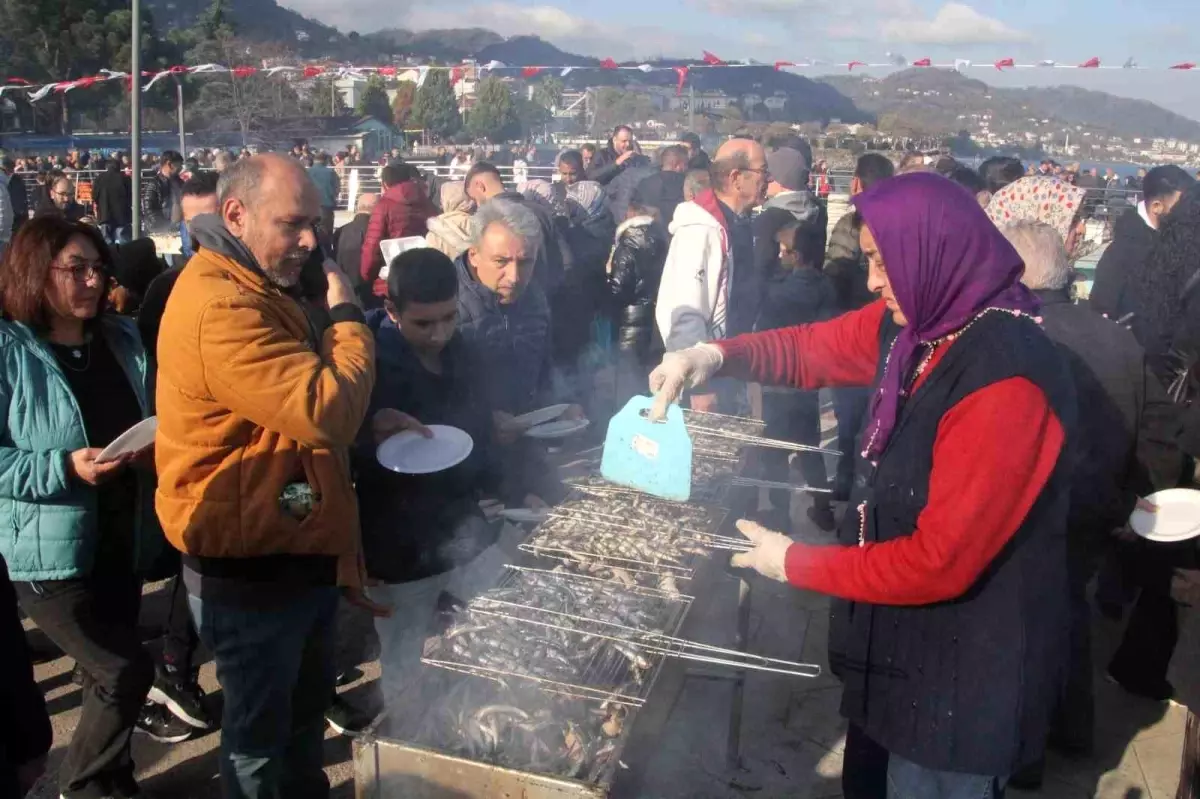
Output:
[729, 519, 793, 583]
[647, 343, 724, 420]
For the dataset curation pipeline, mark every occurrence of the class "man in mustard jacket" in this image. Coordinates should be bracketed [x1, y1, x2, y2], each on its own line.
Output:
[155, 154, 400, 798]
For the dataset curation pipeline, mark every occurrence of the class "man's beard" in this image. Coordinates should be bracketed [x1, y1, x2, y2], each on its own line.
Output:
[263, 266, 301, 289]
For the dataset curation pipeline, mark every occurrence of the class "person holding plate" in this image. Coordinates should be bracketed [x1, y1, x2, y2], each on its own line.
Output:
[0, 216, 161, 799]
[355, 247, 553, 707]
[649, 173, 1076, 798]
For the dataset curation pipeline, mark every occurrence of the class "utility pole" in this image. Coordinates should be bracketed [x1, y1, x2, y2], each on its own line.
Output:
[131, 0, 142, 237]
[174, 76, 186, 155]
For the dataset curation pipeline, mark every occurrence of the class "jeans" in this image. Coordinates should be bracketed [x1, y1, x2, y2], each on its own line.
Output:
[15, 568, 153, 799]
[189, 587, 339, 799]
[162, 570, 200, 675]
[886, 753, 1007, 799]
[831, 387, 870, 499]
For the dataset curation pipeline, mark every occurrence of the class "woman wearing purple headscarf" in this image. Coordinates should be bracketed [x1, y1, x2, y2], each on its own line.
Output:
[650, 173, 1076, 798]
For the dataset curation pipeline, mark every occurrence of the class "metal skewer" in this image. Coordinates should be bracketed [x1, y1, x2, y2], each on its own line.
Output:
[687, 424, 842, 456]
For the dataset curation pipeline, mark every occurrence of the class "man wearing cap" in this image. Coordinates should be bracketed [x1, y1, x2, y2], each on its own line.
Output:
[754, 147, 825, 290]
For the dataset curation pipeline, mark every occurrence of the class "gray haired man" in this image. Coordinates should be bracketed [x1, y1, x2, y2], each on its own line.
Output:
[1001, 220, 1182, 789]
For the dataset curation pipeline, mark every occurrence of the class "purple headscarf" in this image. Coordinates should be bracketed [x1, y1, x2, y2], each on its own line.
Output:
[854, 172, 1039, 461]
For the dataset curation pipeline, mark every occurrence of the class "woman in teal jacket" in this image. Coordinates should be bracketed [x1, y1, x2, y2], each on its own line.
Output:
[0, 217, 160, 799]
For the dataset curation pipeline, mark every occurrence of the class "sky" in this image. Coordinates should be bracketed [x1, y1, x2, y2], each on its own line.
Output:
[282, 0, 1200, 120]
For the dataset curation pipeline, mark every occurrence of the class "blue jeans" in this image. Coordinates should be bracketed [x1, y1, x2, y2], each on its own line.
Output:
[886, 753, 1007, 799]
[189, 587, 339, 799]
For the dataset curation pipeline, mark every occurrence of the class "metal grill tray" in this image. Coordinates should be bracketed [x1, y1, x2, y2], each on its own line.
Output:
[520, 488, 740, 580]
[423, 566, 692, 708]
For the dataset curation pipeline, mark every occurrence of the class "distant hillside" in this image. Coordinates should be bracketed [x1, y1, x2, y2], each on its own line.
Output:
[366, 28, 504, 61]
[145, 0, 342, 54]
[821, 68, 1200, 141]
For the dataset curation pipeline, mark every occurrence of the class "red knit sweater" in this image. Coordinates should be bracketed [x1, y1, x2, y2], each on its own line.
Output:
[718, 300, 1065, 605]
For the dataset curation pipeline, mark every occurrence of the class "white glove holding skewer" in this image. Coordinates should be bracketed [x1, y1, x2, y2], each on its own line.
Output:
[729, 519, 793, 583]
[647, 344, 725, 421]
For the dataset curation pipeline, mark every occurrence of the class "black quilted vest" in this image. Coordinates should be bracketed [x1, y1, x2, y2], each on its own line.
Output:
[828, 310, 1076, 776]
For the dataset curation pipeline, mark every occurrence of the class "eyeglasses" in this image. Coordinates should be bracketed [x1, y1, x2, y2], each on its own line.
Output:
[52, 261, 105, 282]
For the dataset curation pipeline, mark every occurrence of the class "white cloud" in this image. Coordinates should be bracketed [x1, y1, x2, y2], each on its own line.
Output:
[882, 3, 1033, 45]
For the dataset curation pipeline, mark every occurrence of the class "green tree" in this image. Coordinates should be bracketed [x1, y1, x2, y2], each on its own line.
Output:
[391, 81, 416, 128]
[532, 76, 564, 111]
[514, 95, 551, 138]
[591, 87, 654, 135]
[302, 79, 347, 117]
[411, 68, 461, 140]
[355, 74, 391, 125]
[467, 76, 519, 142]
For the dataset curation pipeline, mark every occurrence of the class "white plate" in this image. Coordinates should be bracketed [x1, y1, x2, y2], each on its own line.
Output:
[499, 508, 550, 524]
[96, 417, 158, 464]
[525, 418, 590, 439]
[513, 404, 571, 427]
[376, 425, 473, 475]
[378, 236, 428, 280]
[1129, 488, 1200, 542]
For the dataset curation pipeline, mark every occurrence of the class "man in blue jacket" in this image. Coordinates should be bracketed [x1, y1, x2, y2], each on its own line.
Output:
[307, 151, 341, 240]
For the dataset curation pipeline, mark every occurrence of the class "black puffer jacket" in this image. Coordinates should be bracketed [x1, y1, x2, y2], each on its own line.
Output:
[1089, 205, 1155, 321]
[608, 216, 668, 358]
[586, 146, 650, 186]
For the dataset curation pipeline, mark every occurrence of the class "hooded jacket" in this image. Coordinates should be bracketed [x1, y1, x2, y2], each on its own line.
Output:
[425, 182, 475, 261]
[360, 180, 436, 298]
[354, 311, 503, 583]
[608, 215, 668, 358]
[753, 189, 826, 285]
[307, 163, 341, 209]
[823, 211, 876, 312]
[0, 314, 159, 582]
[1089, 205, 1156, 320]
[655, 188, 733, 350]
[604, 165, 655, 223]
[454, 250, 553, 414]
[155, 214, 375, 589]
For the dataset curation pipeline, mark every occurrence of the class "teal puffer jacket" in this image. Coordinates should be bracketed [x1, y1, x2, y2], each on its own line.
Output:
[0, 315, 161, 582]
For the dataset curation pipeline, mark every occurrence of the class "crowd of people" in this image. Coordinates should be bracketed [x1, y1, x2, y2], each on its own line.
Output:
[3, 122, 1200, 799]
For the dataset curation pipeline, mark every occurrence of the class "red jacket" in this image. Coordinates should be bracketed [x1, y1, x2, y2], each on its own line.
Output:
[719, 300, 1066, 605]
[360, 181, 436, 297]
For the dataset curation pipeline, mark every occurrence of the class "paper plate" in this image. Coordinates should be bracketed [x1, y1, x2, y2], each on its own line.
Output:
[1129, 488, 1200, 542]
[499, 508, 550, 524]
[525, 418, 590, 439]
[513, 404, 571, 427]
[376, 425, 473, 475]
[378, 236, 429, 280]
[97, 417, 158, 464]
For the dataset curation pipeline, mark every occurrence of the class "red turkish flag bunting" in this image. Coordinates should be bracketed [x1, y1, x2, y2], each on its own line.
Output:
[912, 57, 932, 67]
[994, 58, 1015, 71]
[303, 66, 323, 78]
[232, 66, 258, 78]
[378, 66, 397, 77]
[702, 50, 725, 66]
[5, 78, 29, 85]
[599, 58, 618, 69]
[449, 66, 464, 85]
[521, 66, 542, 78]
[1079, 57, 1100, 68]
[774, 61, 796, 70]
[1170, 62, 1196, 70]
[674, 66, 688, 95]
[848, 61, 867, 71]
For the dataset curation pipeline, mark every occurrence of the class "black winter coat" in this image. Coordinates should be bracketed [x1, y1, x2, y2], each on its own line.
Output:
[608, 216, 667, 359]
[586, 146, 650, 186]
[92, 167, 132, 226]
[756, 266, 838, 333]
[823, 211, 875, 311]
[5, 173, 27, 232]
[141, 171, 181, 233]
[1036, 289, 1183, 537]
[0, 555, 52, 795]
[333, 212, 371, 293]
[632, 171, 685, 228]
[354, 312, 506, 583]
[1090, 206, 1155, 321]
[604, 165, 655, 223]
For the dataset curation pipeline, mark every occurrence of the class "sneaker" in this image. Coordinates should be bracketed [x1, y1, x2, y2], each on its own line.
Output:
[148, 665, 213, 730]
[135, 702, 192, 744]
[325, 695, 374, 736]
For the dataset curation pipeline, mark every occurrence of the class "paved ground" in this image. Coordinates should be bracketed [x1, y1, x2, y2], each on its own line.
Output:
[22, 411, 1189, 798]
